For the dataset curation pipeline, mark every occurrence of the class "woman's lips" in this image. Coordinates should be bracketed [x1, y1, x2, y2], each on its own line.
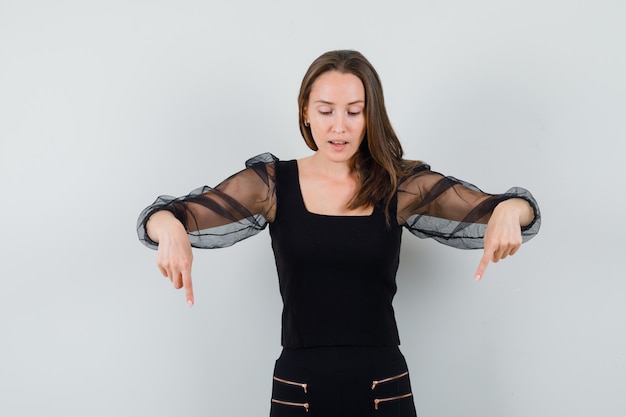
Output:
[329, 140, 348, 150]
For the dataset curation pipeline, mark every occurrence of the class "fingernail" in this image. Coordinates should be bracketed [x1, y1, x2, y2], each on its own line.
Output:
[474, 274, 481, 281]
[187, 299, 193, 307]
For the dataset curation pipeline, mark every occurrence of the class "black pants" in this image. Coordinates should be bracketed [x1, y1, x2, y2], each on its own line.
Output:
[270, 346, 417, 417]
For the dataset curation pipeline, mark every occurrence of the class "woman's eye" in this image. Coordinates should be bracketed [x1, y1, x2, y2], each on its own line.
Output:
[348, 111, 362, 116]
[319, 110, 332, 115]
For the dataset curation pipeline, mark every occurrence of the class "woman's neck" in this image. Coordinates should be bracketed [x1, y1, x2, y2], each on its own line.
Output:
[303, 152, 355, 181]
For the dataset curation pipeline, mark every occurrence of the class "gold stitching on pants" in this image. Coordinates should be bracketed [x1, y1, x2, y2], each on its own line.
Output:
[271, 398, 310, 412]
[371, 371, 409, 390]
[374, 393, 413, 410]
[273, 376, 308, 393]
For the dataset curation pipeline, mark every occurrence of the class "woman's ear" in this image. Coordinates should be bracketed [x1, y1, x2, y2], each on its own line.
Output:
[302, 107, 309, 126]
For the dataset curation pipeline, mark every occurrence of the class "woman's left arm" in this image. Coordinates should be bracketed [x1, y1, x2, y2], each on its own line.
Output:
[398, 166, 541, 279]
[474, 198, 534, 281]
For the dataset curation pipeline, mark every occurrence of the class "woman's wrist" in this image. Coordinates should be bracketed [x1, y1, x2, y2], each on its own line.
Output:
[496, 198, 534, 227]
[146, 210, 184, 243]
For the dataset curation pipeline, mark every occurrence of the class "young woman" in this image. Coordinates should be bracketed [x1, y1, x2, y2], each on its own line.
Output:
[137, 50, 540, 417]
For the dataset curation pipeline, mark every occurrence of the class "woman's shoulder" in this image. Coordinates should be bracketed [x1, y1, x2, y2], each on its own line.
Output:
[244, 152, 302, 168]
[398, 159, 431, 181]
[240, 153, 299, 187]
[244, 152, 280, 167]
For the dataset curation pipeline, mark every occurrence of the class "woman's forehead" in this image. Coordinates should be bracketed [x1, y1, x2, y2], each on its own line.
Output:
[309, 71, 365, 103]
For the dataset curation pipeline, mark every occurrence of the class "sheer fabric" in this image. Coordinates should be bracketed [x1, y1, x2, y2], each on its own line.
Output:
[396, 165, 540, 248]
[137, 153, 278, 249]
[137, 153, 540, 250]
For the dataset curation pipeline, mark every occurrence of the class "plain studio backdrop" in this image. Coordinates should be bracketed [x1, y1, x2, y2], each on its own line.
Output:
[1, 1, 624, 416]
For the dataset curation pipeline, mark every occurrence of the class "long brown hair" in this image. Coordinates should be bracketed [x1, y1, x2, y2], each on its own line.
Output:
[297, 50, 421, 222]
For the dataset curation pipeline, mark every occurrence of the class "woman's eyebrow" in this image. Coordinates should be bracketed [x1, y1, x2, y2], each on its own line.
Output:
[313, 100, 365, 105]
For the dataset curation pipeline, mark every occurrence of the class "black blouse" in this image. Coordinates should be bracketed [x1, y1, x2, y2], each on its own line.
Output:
[137, 153, 541, 347]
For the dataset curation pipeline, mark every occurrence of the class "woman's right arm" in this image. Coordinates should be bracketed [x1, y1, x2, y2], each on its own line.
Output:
[136, 153, 278, 306]
[137, 153, 277, 250]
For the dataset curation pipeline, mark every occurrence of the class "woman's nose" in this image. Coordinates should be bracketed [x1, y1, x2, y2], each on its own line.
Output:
[332, 114, 346, 133]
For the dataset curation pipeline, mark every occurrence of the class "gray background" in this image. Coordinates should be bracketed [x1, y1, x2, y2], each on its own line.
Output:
[1, 1, 624, 416]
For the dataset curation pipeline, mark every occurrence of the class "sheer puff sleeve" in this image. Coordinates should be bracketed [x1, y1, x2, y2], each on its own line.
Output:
[397, 165, 541, 249]
[137, 153, 278, 250]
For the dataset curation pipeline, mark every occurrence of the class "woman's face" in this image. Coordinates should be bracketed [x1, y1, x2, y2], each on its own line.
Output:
[304, 71, 366, 163]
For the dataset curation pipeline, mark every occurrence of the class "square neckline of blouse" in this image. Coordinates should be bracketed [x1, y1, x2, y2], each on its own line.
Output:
[293, 159, 376, 218]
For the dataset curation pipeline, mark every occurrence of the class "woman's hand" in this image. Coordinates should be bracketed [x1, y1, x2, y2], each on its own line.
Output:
[147, 210, 195, 306]
[474, 198, 533, 281]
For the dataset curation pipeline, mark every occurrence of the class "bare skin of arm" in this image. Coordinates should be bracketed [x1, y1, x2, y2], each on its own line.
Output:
[146, 210, 195, 305]
[475, 198, 534, 281]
